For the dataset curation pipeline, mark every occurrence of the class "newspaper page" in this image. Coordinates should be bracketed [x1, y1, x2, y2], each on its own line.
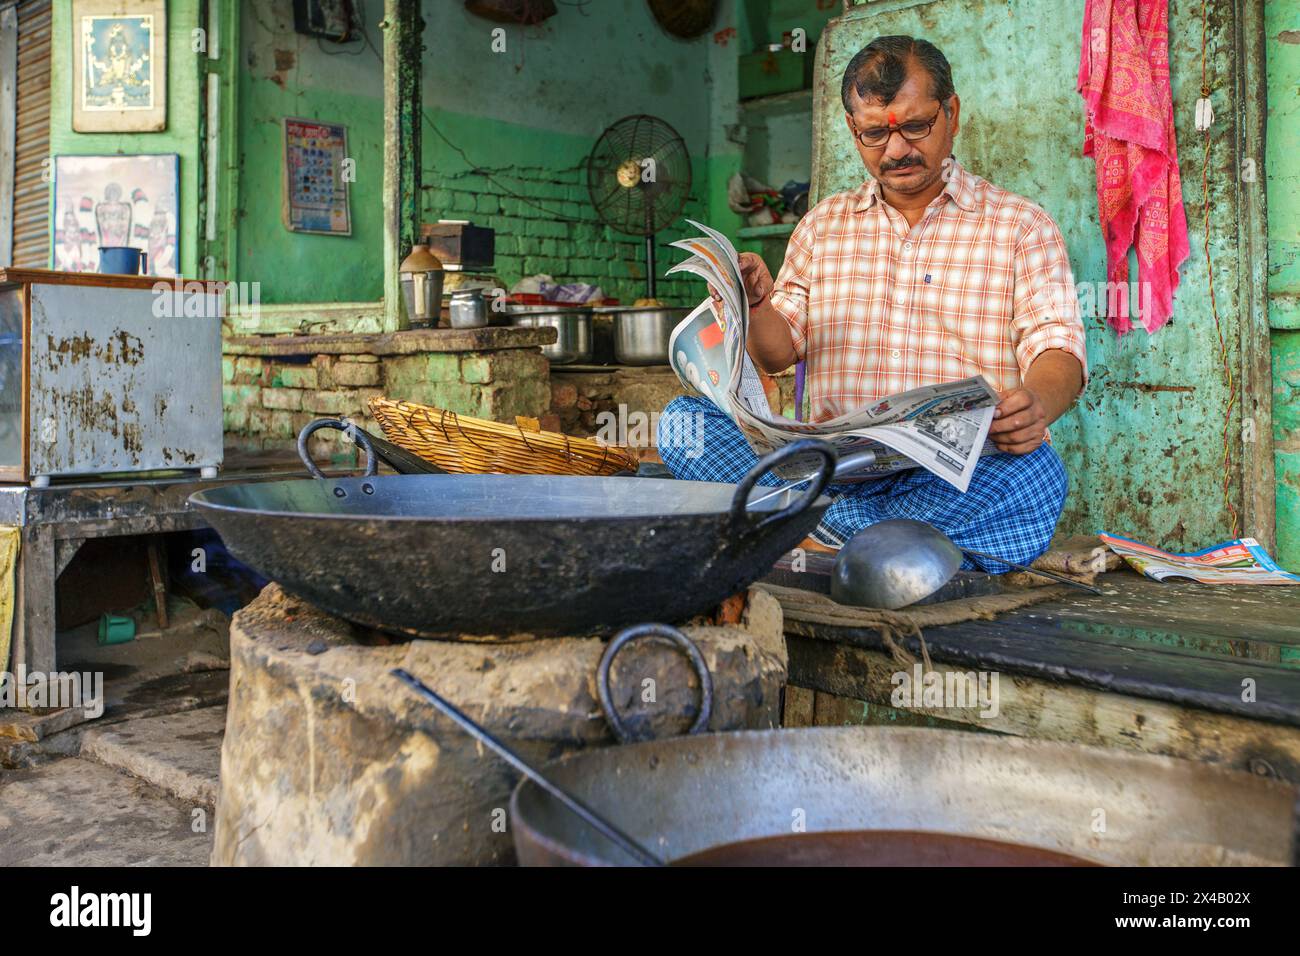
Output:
[1098, 532, 1300, 585]
[665, 220, 999, 492]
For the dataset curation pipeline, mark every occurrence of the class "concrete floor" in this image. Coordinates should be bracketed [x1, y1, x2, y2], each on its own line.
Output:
[0, 754, 216, 866]
[0, 600, 229, 867]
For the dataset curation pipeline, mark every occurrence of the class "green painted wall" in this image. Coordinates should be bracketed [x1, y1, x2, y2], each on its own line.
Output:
[236, 1, 385, 304]
[814, 0, 1269, 552]
[232, 0, 743, 307]
[1267, 1, 1300, 568]
[418, 1, 722, 305]
[48, 0, 203, 277]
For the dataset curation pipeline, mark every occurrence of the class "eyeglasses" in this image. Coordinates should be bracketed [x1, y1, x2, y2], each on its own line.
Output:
[851, 107, 944, 149]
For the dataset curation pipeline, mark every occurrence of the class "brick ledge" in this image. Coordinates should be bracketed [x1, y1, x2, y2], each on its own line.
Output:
[223, 325, 557, 357]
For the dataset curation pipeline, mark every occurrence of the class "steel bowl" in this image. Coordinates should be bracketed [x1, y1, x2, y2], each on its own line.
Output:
[604, 307, 688, 366]
[508, 306, 592, 365]
[511, 726, 1298, 866]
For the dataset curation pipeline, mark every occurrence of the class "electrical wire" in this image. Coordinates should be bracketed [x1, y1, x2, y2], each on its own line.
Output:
[355, 26, 592, 223]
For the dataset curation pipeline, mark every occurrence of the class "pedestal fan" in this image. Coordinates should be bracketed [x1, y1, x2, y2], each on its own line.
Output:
[586, 115, 691, 304]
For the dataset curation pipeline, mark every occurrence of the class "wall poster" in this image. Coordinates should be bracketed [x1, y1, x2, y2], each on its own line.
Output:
[282, 117, 352, 236]
[72, 0, 167, 133]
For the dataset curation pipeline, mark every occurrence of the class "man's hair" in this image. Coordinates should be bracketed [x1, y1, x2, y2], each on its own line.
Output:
[840, 35, 955, 113]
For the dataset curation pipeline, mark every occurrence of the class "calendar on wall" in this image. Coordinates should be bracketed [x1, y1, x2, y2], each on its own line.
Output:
[281, 117, 352, 236]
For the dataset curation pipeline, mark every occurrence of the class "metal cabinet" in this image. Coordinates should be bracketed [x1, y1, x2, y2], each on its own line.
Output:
[0, 269, 225, 484]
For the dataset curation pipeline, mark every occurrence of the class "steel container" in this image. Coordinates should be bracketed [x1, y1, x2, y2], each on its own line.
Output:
[448, 289, 489, 329]
[507, 306, 592, 365]
[511, 726, 1298, 866]
[606, 306, 688, 366]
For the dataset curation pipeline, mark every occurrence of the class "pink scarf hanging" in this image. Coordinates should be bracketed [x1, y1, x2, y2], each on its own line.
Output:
[1078, 0, 1190, 334]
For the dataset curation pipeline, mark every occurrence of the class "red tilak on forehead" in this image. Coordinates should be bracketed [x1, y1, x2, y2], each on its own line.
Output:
[888, 111, 897, 125]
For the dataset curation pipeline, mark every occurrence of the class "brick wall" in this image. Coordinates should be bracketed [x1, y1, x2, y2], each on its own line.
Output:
[422, 159, 709, 306]
[223, 344, 552, 463]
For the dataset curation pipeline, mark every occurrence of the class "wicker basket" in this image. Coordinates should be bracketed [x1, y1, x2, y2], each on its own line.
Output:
[369, 397, 639, 477]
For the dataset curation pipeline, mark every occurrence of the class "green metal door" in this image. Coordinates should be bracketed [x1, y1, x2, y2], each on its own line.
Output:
[808, 0, 1272, 551]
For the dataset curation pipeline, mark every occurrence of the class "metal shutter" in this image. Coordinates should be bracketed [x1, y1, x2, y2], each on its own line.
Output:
[10, 0, 50, 267]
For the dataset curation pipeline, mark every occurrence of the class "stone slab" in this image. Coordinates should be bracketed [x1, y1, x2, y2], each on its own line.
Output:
[212, 584, 787, 866]
[81, 705, 225, 810]
[224, 326, 555, 357]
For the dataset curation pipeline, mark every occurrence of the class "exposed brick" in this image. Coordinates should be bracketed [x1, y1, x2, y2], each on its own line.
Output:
[264, 410, 298, 439]
[222, 357, 235, 383]
[223, 402, 250, 433]
[551, 382, 578, 409]
[393, 381, 481, 413]
[383, 353, 461, 388]
[332, 361, 381, 387]
[337, 353, 379, 363]
[262, 387, 303, 411]
[276, 365, 319, 389]
[244, 407, 273, 434]
[223, 383, 261, 411]
[303, 390, 357, 415]
[479, 379, 552, 421]
[312, 354, 336, 388]
[233, 356, 269, 385]
[459, 355, 493, 385]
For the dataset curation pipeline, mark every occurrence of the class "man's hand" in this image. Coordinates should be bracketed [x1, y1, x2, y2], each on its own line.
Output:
[989, 386, 1048, 454]
[738, 252, 773, 307]
[709, 252, 775, 325]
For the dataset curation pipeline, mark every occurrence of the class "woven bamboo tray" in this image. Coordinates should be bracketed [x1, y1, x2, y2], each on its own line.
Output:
[368, 397, 639, 476]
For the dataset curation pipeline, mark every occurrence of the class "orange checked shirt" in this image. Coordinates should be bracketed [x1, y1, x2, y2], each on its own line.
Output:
[768, 159, 1087, 423]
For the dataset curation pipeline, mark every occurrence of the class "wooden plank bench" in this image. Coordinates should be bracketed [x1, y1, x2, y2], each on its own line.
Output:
[775, 572, 1300, 785]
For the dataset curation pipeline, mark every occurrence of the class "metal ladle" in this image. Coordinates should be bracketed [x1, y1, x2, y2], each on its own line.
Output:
[391, 668, 665, 867]
[830, 518, 1102, 610]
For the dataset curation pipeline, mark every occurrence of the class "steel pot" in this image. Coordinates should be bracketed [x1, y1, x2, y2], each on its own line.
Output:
[507, 306, 592, 364]
[448, 289, 489, 329]
[605, 306, 688, 366]
[510, 726, 1298, 866]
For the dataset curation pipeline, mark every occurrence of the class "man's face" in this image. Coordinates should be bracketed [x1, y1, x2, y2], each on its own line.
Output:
[844, 61, 959, 197]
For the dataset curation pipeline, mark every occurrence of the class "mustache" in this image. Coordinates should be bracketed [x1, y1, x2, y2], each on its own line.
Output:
[881, 156, 925, 173]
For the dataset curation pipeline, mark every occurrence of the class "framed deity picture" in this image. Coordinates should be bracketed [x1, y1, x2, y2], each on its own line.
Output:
[72, 0, 167, 133]
[281, 117, 352, 236]
[51, 154, 180, 276]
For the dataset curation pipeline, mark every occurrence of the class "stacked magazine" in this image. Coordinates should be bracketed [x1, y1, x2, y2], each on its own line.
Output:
[665, 220, 1000, 492]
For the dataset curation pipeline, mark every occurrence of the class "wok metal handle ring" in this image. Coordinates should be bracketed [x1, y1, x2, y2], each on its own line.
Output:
[596, 623, 713, 744]
[297, 418, 378, 480]
[730, 439, 837, 536]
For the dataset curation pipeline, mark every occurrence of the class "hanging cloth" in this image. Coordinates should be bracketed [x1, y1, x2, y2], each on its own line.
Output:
[1078, 0, 1190, 334]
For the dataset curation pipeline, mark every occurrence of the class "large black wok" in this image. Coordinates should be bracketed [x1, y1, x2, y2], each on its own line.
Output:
[190, 429, 835, 639]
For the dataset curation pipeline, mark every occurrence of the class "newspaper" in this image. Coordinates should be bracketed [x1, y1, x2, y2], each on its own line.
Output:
[665, 220, 999, 492]
[1098, 532, 1300, 585]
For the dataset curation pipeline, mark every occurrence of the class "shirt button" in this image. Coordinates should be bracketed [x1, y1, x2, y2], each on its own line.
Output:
[891, 349, 901, 360]
[903, 242, 913, 253]
[895, 292, 906, 305]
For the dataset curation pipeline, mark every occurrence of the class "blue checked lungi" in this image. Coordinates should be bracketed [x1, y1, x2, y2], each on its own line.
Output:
[656, 394, 1068, 573]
